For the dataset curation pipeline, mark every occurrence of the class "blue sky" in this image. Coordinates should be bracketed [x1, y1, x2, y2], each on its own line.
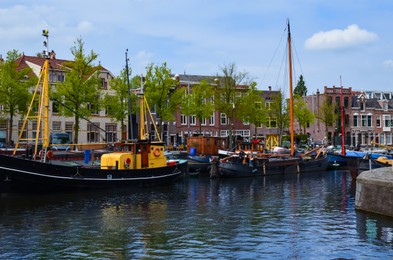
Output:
[1, 0, 393, 94]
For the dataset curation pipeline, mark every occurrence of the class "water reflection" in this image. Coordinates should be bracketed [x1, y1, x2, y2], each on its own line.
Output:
[1, 170, 393, 259]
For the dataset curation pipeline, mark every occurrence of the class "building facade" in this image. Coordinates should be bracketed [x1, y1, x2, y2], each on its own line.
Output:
[0, 54, 120, 146]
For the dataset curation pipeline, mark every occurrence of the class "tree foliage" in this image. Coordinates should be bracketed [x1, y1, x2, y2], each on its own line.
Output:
[294, 75, 307, 97]
[104, 67, 135, 140]
[294, 95, 314, 134]
[236, 82, 266, 138]
[215, 63, 248, 148]
[144, 62, 182, 138]
[180, 80, 215, 134]
[0, 50, 33, 144]
[268, 90, 289, 144]
[51, 38, 101, 144]
[317, 96, 338, 140]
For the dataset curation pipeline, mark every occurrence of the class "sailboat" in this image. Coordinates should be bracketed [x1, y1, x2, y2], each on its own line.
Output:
[217, 20, 328, 178]
[0, 30, 187, 192]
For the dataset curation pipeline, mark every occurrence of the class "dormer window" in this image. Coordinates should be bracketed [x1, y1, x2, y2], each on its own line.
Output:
[384, 102, 388, 111]
[360, 102, 365, 111]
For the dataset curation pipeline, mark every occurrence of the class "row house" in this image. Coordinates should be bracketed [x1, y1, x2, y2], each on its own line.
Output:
[165, 74, 282, 150]
[303, 86, 393, 147]
[1, 53, 119, 146]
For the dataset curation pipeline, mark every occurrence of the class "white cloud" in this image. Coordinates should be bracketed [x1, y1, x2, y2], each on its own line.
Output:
[305, 24, 378, 50]
[383, 60, 393, 69]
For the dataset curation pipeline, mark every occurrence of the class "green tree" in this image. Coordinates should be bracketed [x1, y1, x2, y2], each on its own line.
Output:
[294, 95, 314, 134]
[236, 82, 266, 139]
[317, 96, 338, 143]
[144, 62, 182, 139]
[104, 68, 134, 140]
[294, 75, 307, 96]
[268, 90, 289, 145]
[215, 63, 248, 149]
[0, 50, 33, 144]
[180, 80, 215, 135]
[52, 38, 101, 145]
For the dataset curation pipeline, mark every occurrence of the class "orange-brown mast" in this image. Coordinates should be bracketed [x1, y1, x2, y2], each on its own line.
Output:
[287, 20, 295, 157]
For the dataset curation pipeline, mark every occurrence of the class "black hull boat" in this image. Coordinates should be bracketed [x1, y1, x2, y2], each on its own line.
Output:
[218, 155, 301, 178]
[187, 155, 212, 174]
[0, 153, 185, 192]
[299, 153, 329, 172]
[217, 152, 329, 178]
[0, 39, 187, 193]
[346, 155, 391, 179]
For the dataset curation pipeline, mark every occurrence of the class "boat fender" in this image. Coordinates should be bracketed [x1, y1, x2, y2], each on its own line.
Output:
[153, 148, 161, 157]
[46, 150, 54, 160]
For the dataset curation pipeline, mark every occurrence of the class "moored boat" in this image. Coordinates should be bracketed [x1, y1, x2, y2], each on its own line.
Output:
[0, 31, 186, 192]
[217, 20, 329, 178]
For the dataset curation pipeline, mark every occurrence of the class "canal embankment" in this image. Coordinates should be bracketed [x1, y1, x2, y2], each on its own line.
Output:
[356, 166, 393, 217]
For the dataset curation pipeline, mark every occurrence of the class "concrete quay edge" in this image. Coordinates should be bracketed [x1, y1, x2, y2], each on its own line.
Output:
[355, 166, 393, 217]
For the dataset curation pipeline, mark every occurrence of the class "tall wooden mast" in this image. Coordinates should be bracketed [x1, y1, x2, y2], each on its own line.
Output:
[13, 29, 50, 158]
[287, 20, 295, 157]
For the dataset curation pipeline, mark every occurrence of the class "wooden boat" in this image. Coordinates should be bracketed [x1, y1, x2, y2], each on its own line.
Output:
[0, 31, 186, 192]
[186, 136, 228, 175]
[346, 152, 391, 179]
[217, 20, 328, 178]
[327, 151, 348, 168]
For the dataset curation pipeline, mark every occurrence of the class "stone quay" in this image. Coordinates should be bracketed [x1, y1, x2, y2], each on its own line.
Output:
[356, 166, 393, 217]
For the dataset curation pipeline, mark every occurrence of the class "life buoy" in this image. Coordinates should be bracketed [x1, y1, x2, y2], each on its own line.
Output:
[153, 148, 161, 157]
[46, 150, 54, 160]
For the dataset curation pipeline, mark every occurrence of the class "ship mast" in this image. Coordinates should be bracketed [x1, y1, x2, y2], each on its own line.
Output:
[13, 29, 50, 158]
[287, 20, 295, 157]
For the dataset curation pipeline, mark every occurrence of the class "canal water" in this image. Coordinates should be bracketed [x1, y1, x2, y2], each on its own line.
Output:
[1, 170, 393, 259]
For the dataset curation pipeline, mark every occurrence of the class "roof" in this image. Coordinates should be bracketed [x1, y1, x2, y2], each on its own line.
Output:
[16, 54, 111, 74]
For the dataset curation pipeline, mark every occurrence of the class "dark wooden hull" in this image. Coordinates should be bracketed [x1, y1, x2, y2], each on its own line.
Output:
[217, 153, 329, 178]
[187, 155, 212, 174]
[217, 156, 302, 178]
[299, 154, 330, 172]
[327, 152, 348, 169]
[346, 156, 390, 179]
[0, 154, 186, 192]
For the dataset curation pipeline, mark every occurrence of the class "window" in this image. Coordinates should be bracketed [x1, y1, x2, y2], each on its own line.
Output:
[88, 102, 99, 115]
[344, 97, 349, 108]
[367, 115, 372, 127]
[105, 124, 117, 142]
[181, 115, 187, 125]
[65, 122, 73, 142]
[57, 74, 65, 82]
[361, 115, 367, 127]
[360, 102, 365, 111]
[220, 113, 227, 125]
[201, 117, 206, 126]
[190, 115, 196, 125]
[101, 78, 108, 89]
[267, 117, 277, 128]
[52, 101, 60, 113]
[87, 123, 100, 143]
[52, 121, 61, 131]
[384, 115, 391, 127]
[266, 102, 273, 110]
[209, 113, 215, 125]
[376, 116, 381, 127]
[31, 121, 38, 139]
[353, 115, 358, 127]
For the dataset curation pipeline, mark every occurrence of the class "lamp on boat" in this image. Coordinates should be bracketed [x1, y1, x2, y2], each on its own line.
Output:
[42, 29, 49, 37]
